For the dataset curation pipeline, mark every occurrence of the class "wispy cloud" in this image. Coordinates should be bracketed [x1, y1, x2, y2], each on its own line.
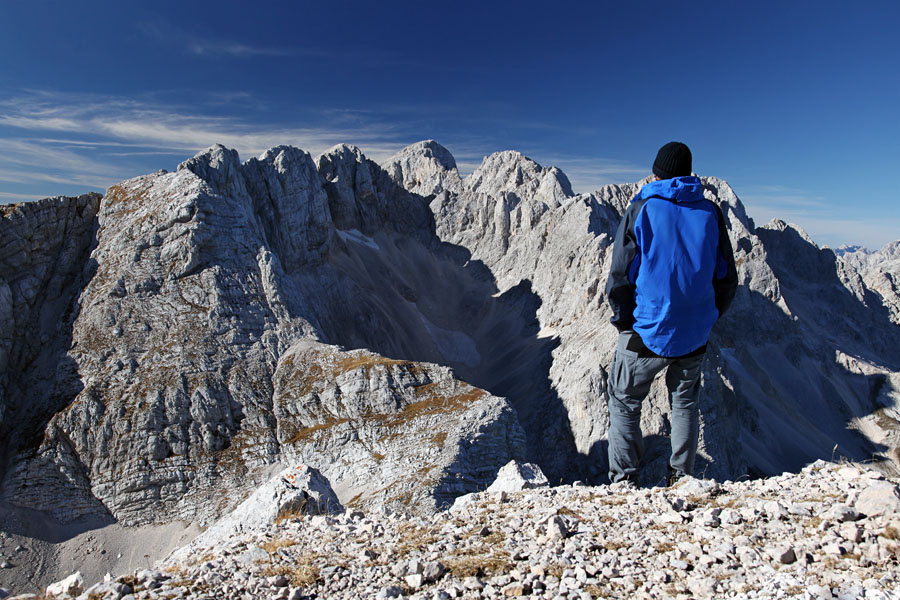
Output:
[136, 22, 401, 66]
[741, 185, 828, 223]
[0, 191, 44, 201]
[0, 91, 420, 194]
[138, 22, 300, 59]
[0, 91, 686, 219]
[188, 40, 297, 58]
[739, 185, 899, 250]
[741, 185, 828, 211]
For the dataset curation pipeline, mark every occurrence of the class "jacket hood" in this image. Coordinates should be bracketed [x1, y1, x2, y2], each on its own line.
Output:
[637, 176, 703, 204]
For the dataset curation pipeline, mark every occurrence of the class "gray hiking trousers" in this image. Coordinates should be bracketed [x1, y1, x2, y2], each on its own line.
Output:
[607, 331, 704, 483]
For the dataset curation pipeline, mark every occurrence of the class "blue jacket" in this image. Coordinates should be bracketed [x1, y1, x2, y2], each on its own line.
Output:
[605, 176, 738, 357]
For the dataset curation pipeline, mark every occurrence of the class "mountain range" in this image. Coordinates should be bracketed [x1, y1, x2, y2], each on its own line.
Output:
[0, 140, 897, 568]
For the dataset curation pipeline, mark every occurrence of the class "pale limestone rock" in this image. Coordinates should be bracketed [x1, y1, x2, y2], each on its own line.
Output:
[273, 341, 527, 515]
[381, 140, 462, 199]
[0, 194, 100, 493]
[856, 480, 900, 517]
[0, 144, 526, 528]
[485, 460, 549, 493]
[44, 571, 83, 597]
[838, 240, 900, 325]
[670, 477, 720, 498]
[166, 465, 341, 564]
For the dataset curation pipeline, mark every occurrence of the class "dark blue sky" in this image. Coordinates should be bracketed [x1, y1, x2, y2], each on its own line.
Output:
[1, 1, 897, 248]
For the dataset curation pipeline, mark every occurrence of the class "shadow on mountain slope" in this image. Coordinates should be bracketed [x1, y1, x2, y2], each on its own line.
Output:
[0, 204, 99, 490]
[755, 225, 900, 368]
[720, 282, 894, 476]
[312, 226, 577, 484]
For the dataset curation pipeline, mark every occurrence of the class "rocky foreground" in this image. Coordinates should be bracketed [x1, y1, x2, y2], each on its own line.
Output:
[13, 461, 900, 600]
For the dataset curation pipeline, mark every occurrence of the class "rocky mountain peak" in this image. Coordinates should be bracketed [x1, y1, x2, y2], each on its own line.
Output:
[381, 140, 461, 199]
[177, 143, 245, 197]
[700, 175, 755, 238]
[393, 139, 457, 171]
[465, 150, 574, 207]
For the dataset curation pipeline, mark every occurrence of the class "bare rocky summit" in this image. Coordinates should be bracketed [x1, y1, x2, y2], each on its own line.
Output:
[24, 460, 900, 599]
[1, 140, 899, 594]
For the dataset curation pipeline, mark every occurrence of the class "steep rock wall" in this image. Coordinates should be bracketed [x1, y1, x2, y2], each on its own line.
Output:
[0, 194, 100, 473]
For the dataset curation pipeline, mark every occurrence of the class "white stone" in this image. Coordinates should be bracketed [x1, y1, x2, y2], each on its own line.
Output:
[45, 571, 84, 597]
[167, 465, 342, 564]
[670, 477, 720, 497]
[824, 504, 860, 523]
[855, 481, 900, 517]
[486, 461, 549, 494]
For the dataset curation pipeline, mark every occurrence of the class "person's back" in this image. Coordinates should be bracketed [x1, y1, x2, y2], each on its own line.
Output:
[604, 142, 737, 484]
[627, 176, 732, 357]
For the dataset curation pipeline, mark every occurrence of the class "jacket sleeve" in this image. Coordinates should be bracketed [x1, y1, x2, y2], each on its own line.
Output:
[605, 200, 644, 331]
[712, 204, 738, 317]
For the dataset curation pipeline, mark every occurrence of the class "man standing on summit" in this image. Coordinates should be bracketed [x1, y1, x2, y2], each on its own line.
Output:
[605, 142, 738, 485]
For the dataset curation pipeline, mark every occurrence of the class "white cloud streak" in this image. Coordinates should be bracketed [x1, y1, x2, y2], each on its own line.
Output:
[188, 41, 297, 58]
[0, 191, 44, 201]
[0, 91, 641, 196]
[0, 92, 418, 191]
[740, 185, 899, 250]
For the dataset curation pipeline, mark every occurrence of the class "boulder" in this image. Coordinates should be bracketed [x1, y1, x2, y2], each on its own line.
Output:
[855, 480, 900, 517]
[45, 571, 84, 597]
[166, 465, 341, 564]
[486, 460, 549, 493]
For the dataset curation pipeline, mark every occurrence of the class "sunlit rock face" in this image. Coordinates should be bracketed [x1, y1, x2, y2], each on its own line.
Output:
[0, 140, 898, 531]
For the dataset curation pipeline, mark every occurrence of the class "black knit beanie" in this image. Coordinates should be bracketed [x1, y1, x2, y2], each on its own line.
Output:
[653, 142, 692, 179]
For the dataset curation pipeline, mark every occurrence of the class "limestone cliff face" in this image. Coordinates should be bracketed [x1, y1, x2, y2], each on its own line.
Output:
[1, 140, 898, 529]
[0, 194, 100, 471]
[839, 241, 900, 326]
[0, 145, 526, 526]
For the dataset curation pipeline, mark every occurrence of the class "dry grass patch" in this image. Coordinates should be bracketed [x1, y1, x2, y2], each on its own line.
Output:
[715, 496, 741, 508]
[385, 388, 487, 427]
[655, 541, 675, 553]
[263, 562, 321, 588]
[261, 537, 298, 554]
[333, 355, 411, 376]
[556, 506, 582, 520]
[394, 522, 441, 556]
[285, 418, 349, 444]
[544, 563, 565, 578]
[603, 540, 630, 552]
[881, 526, 900, 540]
[598, 496, 627, 506]
[444, 554, 514, 578]
[479, 531, 506, 547]
[275, 504, 311, 524]
[583, 583, 608, 598]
